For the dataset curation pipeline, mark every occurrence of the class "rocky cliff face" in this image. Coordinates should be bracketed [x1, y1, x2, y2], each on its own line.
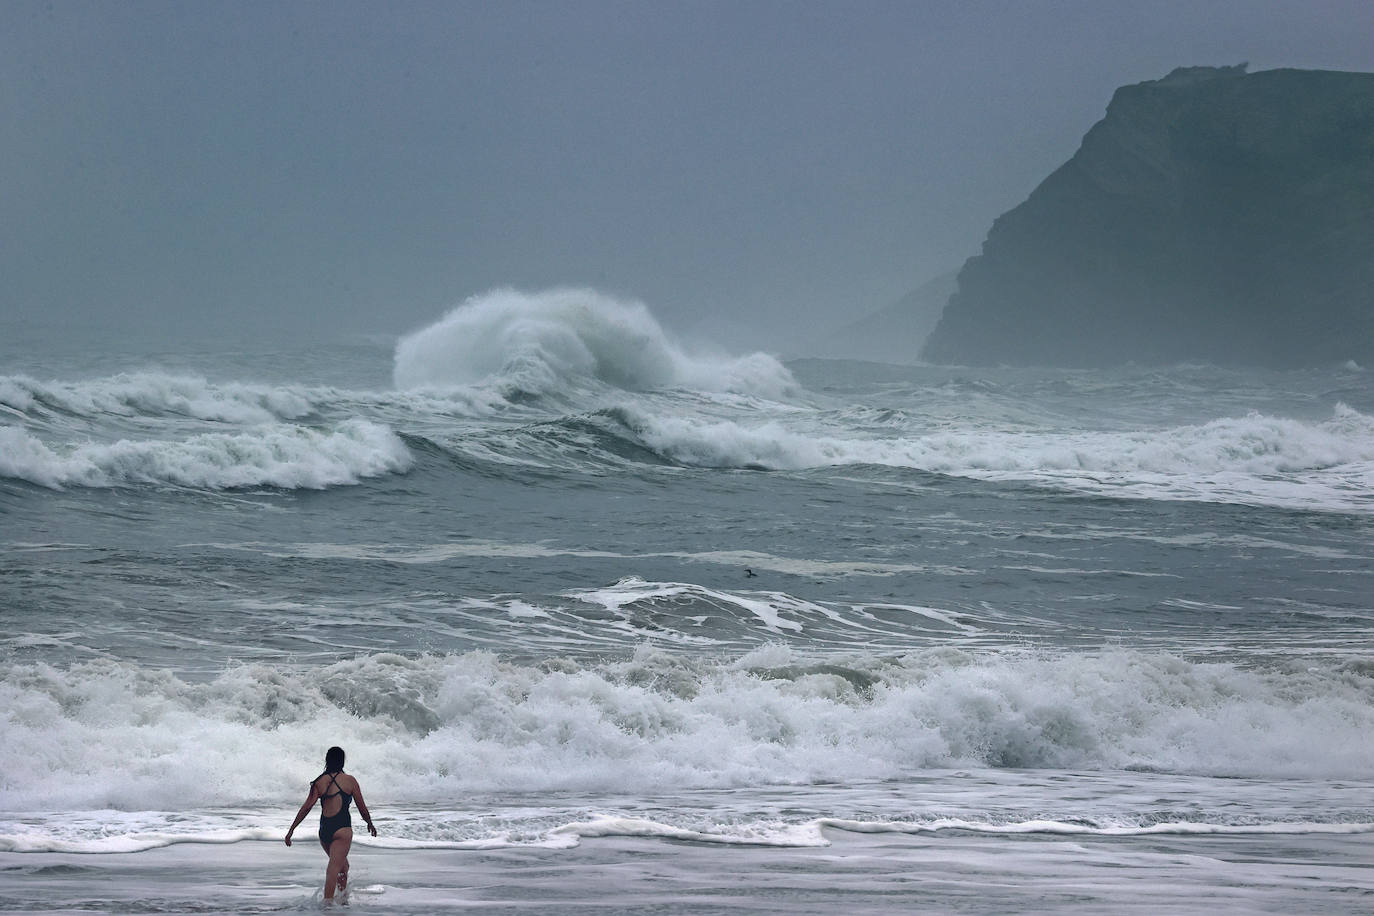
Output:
[921, 66, 1374, 368]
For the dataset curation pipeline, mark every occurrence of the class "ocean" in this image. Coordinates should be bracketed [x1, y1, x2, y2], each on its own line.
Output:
[2, 288, 1372, 913]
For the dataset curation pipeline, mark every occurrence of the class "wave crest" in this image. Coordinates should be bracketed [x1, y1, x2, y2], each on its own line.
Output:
[0, 420, 412, 490]
[610, 404, 1374, 511]
[0, 372, 318, 425]
[392, 288, 795, 398]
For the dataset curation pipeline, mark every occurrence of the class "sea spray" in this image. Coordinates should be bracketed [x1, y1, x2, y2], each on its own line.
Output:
[392, 288, 796, 398]
[3, 647, 1371, 814]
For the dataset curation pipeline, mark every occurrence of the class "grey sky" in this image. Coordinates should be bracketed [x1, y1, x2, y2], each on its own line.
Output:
[4, 0, 1373, 351]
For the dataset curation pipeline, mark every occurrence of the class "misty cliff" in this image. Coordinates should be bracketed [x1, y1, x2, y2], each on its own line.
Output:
[921, 66, 1374, 368]
[804, 272, 956, 363]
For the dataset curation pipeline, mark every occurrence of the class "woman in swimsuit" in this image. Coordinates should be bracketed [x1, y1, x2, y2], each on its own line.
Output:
[285, 746, 377, 902]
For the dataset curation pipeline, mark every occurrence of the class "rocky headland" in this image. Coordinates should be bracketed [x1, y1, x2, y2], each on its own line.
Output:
[922, 65, 1374, 368]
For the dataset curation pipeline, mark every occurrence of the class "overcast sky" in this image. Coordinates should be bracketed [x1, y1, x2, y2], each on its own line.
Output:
[4, 0, 1373, 350]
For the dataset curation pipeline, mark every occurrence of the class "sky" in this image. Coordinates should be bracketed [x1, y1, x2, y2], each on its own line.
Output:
[4, 0, 1374, 353]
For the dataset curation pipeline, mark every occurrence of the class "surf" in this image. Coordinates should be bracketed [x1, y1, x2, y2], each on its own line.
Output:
[0, 419, 413, 490]
[392, 288, 797, 399]
[4, 645, 1371, 818]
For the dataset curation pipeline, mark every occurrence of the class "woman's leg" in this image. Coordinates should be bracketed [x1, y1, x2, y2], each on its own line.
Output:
[323, 828, 353, 901]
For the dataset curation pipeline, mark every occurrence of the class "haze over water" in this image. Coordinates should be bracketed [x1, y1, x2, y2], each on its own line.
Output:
[2, 289, 1372, 911]
[6, 0, 1374, 907]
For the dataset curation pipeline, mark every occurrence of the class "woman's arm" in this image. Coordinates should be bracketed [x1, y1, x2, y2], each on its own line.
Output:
[352, 782, 378, 837]
[284, 783, 319, 846]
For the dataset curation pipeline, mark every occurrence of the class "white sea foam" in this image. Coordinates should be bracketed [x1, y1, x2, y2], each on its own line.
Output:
[543, 815, 1374, 847]
[618, 404, 1374, 511]
[624, 404, 1374, 475]
[2, 647, 1370, 820]
[0, 372, 319, 424]
[392, 288, 796, 398]
[2, 813, 1369, 855]
[0, 419, 413, 490]
[818, 818, 1374, 838]
[0, 826, 284, 854]
[551, 816, 829, 847]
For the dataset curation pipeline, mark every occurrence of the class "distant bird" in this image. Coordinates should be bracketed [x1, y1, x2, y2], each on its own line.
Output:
[745, 568, 757, 578]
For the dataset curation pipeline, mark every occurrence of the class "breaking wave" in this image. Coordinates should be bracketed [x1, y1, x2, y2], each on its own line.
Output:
[0, 420, 412, 490]
[2, 646, 1370, 815]
[392, 288, 797, 398]
[610, 403, 1374, 511]
[618, 404, 1374, 474]
[0, 372, 320, 425]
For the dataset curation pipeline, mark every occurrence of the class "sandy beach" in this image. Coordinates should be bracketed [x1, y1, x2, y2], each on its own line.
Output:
[3, 827, 1371, 914]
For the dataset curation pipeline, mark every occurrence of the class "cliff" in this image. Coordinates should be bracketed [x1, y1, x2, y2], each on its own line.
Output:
[921, 66, 1374, 368]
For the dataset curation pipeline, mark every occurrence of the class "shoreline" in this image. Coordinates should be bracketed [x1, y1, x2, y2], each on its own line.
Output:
[2, 829, 1370, 914]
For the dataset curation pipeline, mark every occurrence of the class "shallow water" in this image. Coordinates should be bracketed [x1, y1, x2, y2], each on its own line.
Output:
[4, 831, 1371, 914]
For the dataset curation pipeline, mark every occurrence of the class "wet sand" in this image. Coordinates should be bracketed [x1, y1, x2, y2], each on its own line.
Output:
[2, 829, 1371, 914]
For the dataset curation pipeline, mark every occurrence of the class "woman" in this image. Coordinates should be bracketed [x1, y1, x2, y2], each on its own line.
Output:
[285, 746, 377, 902]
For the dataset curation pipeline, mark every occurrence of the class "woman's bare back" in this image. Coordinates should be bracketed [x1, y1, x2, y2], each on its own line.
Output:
[313, 772, 358, 818]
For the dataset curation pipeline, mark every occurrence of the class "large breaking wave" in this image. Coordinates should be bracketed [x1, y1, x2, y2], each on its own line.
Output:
[392, 288, 796, 398]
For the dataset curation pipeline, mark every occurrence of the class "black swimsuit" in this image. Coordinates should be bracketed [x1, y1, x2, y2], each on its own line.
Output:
[316, 772, 353, 848]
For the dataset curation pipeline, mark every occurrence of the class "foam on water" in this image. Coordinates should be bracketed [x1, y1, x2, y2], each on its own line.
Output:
[552, 816, 830, 847]
[392, 288, 797, 398]
[7, 812, 1367, 855]
[6, 339, 1369, 512]
[0, 419, 413, 490]
[0, 373, 319, 425]
[616, 403, 1374, 511]
[6, 773, 1373, 854]
[4, 338, 1374, 910]
[817, 818, 1374, 838]
[3, 646, 1371, 821]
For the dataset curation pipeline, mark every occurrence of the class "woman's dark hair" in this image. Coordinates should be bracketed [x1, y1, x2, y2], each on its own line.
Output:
[324, 746, 345, 773]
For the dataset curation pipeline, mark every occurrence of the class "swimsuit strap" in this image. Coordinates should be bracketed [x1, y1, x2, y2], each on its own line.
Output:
[317, 772, 344, 799]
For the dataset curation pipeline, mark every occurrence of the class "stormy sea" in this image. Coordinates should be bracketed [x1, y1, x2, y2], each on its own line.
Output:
[2, 288, 1372, 913]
